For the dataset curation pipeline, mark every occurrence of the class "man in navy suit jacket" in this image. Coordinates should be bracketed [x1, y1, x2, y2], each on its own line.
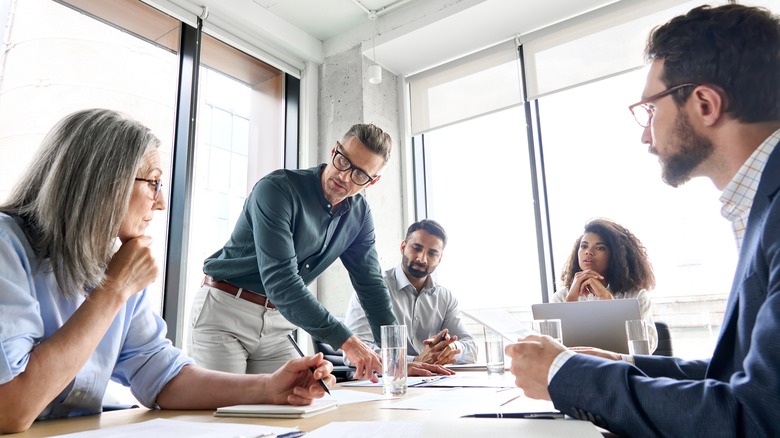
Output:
[506, 5, 780, 437]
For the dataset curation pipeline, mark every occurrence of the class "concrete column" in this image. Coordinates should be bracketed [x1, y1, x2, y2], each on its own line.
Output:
[315, 45, 403, 318]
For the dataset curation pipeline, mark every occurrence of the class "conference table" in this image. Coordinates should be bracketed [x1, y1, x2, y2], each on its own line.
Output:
[17, 372, 608, 437]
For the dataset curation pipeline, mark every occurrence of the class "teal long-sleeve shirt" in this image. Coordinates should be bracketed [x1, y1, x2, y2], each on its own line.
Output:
[203, 164, 397, 348]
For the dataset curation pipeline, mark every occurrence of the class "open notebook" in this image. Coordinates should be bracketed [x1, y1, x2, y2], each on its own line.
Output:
[215, 398, 338, 419]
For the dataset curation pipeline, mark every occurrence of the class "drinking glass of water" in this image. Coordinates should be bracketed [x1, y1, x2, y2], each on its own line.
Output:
[625, 319, 651, 355]
[483, 327, 505, 375]
[381, 325, 407, 395]
[532, 319, 563, 344]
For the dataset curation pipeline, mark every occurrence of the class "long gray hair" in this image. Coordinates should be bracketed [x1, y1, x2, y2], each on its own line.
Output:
[0, 108, 160, 299]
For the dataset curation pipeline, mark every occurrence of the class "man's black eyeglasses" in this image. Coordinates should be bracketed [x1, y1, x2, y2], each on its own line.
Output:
[628, 83, 698, 128]
[135, 178, 163, 200]
[332, 142, 374, 186]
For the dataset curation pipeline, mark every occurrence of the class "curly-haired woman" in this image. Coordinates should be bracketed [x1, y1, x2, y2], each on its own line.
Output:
[553, 218, 657, 352]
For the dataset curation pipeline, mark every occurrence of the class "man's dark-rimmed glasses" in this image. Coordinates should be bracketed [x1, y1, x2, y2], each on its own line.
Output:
[332, 142, 374, 186]
[628, 83, 698, 127]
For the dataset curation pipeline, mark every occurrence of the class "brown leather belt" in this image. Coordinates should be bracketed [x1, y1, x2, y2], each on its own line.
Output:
[202, 276, 276, 309]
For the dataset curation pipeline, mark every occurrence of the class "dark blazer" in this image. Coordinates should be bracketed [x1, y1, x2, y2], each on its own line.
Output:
[548, 138, 780, 438]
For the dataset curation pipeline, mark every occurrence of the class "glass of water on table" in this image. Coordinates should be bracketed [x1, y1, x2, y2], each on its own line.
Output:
[381, 325, 407, 396]
[625, 319, 651, 355]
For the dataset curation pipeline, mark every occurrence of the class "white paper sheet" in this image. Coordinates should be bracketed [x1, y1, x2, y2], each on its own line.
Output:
[306, 419, 602, 438]
[383, 387, 516, 413]
[306, 421, 423, 437]
[327, 389, 390, 404]
[48, 418, 297, 438]
[342, 373, 515, 388]
[461, 308, 537, 342]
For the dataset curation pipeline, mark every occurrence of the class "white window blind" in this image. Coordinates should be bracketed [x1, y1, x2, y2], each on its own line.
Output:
[522, 0, 717, 100]
[406, 0, 717, 135]
[407, 40, 522, 136]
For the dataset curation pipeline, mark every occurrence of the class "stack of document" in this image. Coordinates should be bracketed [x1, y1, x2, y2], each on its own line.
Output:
[215, 398, 338, 418]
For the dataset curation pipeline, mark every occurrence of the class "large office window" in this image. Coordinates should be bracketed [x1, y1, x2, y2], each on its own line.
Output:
[411, 1, 741, 360]
[538, 68, 733, 359]
[182, 34, 285, 350]
[417, 105, 542, 312]
[0, 0, 180, 313]
[0, 0, 290, 343]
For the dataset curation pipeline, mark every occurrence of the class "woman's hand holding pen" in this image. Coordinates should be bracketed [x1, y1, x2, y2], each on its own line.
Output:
[268, 353, 335, 406]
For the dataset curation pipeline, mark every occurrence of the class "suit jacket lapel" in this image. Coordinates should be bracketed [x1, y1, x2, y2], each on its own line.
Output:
[709, 140, 780, 373]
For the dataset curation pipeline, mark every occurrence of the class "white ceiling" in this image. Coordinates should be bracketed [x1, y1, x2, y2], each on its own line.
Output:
[251, 0, 409, 41]
[167, 0, 623, 76]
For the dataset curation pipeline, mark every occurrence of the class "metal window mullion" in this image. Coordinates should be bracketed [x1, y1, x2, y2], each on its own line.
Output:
[518, 44, 555, 303]
[162, 20, 201, 346]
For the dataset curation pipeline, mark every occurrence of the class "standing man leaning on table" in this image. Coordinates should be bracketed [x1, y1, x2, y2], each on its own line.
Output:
[0, 109, 334, 434]
[190, 124, 447, 381]
[344, 219, 477, 366]
[506, 4, 780, 437]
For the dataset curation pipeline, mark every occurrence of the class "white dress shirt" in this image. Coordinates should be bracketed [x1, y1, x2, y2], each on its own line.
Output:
[344, 265, 477, 364]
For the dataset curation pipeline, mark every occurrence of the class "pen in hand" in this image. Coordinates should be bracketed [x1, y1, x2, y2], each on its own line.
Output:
[286, 334, 331, 395]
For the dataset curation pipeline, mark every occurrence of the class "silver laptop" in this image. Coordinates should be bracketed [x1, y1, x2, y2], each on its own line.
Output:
[531, 299, 641, 354]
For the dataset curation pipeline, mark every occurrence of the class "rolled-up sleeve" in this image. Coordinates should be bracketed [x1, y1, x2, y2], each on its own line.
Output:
[0, 225, 43, 385]
[111, 291, 193, 408]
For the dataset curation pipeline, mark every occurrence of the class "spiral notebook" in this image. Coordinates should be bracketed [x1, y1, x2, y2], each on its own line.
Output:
[215, 398, 338, 419]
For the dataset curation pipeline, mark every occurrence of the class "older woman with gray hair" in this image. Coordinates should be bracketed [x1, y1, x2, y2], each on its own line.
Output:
[0, 109, 334, 434]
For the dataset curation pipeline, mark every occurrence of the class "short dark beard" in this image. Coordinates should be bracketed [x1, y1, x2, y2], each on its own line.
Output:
[660, 112, 714, 187]
[402, 255, 430, 279]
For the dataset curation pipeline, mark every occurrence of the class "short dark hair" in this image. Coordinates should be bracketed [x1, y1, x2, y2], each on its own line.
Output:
[405, 219, 447, 248]
[646, 4, 780, 123]
[560, 218, 655, 294]
[343, 123, 392, 163]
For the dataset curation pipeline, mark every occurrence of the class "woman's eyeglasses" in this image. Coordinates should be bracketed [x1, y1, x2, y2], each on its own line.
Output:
[135, 178, 163, 200]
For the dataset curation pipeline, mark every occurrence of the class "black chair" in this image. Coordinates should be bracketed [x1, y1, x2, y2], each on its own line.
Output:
[653, 321, 674, 356]
[102, 404, 139, 412]
[313, 339, 355, 382]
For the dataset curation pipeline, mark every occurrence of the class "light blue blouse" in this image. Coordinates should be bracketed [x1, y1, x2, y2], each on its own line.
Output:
[0, 213, 193, 419]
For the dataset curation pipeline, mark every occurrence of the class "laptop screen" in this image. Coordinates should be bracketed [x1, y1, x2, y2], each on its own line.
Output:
[531, 299, 641, 354]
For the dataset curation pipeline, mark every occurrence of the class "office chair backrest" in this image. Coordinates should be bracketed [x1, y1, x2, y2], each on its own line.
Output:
[313, 339, 355, 382]
[653, 321, 673, 356]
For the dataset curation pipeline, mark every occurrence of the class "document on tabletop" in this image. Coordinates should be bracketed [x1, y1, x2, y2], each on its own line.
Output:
[342, 375, 454, 387]
[48, 418, 298, 438]
[215, 398, 338, 418]
[415, 373, 516, 388]
[383, 387, 515, 413]
[445, 363, 487, 371]
[461, 308, 537, 343]
[306, 419, 602, 438]
[342, 374, 514, 388]
[306, 421, 423, 437]
[462, 387, 561, 417]
[329, 388, 389, 404]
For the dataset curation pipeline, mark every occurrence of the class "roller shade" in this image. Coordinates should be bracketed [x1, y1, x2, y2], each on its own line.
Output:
[407, 39, 522, 136]
[521, 0, 712, 100]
